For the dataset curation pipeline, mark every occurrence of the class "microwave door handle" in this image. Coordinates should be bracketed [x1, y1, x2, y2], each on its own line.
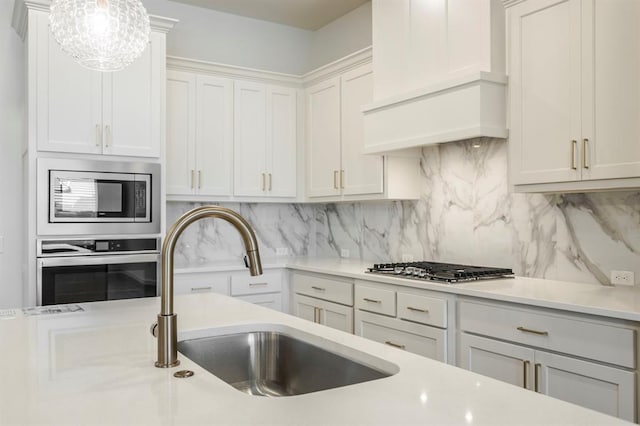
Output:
[39, 254, 159, 267]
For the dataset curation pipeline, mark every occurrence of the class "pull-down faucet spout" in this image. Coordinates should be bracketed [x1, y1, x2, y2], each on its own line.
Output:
[155, 206, 262, 368]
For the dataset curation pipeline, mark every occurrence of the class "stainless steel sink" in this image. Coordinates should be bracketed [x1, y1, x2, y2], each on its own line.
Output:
[178, 326, 397, 397]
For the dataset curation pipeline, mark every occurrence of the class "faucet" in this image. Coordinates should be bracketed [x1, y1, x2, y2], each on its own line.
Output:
[155, 206, 262, 368]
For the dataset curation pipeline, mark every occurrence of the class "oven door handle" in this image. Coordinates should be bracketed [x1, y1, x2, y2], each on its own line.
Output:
[38, 254, 159, 267]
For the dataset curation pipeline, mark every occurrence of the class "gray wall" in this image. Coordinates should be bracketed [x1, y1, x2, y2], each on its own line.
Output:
[0, 0, 25, 308]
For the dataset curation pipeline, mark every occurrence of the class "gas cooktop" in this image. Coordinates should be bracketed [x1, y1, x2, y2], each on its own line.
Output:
[367, 261, 514, 283]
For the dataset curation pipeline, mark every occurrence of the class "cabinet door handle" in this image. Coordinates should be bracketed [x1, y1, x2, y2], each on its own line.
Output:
[261, 173, 266, 191]
[268, 173, 272, 191]
[517, 326, 549, 336]
[522, 360, 530, 389]
[384, 341, 406, 350]
[363, 298, 381, 304]
[95, 124, 101, 147]
[190, 286, 212, 292]
[571, 140, 577, 170]
[406, 306, 429, 313]
[198, 170, 202, 189]
[104, 125, 111, 148]
[310, 286, 325, 292]
[190, 169, 195, 189]
[534, 363, 541, 392]
[340, 170, 345, 189]
[313, 307, 321, 323]
[333, 170, 339, 189]
[583, 138, 589, 169]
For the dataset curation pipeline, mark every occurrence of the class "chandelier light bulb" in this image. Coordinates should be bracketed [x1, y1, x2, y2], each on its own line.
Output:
[49, 0, 151, 72]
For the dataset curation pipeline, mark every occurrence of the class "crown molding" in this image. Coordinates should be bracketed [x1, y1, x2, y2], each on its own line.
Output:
[302, 46, 372, 87]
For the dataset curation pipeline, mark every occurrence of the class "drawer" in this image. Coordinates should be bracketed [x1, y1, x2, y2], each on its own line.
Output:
[397, 292, 447, 328]
[230, 270, 282, 296]
[355, 285, 395, 316]
[459, 300, 636, 368]
[235, 293, 282, 312]
[174, 272, 230, 296]
[291, 272, 353, 306]
[356, 311, 446, 362]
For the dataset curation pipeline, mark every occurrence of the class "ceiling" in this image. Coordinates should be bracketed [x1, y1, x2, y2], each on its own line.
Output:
[168, 0, 370, 30]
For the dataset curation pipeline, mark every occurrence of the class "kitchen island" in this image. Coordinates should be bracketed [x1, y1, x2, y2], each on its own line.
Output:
[0, 292, 632, 425]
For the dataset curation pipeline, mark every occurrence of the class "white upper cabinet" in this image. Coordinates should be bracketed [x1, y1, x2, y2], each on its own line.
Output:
[306, 59, 420, 201]
[33, 11, 168, 158]
[234, 81, 297, 198]
[507, 0, 640, 191]
[166, 71, 233, 197]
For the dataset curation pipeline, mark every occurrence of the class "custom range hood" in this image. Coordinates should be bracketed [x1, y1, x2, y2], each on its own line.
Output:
[363, 0, 508, 155]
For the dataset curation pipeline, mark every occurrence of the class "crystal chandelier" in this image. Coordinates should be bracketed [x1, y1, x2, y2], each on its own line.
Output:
[49, 0, 150, 72]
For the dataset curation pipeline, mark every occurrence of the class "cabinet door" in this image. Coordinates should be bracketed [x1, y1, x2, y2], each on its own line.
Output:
[234, 81, 267, 196]
[508, 0, 582, 185]
[340, 63, 383, 196]
[166, 71, 196, 195]
[356, 311, 446, 362]
[459, 333, 534, 389]
[104, 31, 161, 158]
[535, 350, 636, 422]
[196, 75, 233, 196]
[267, 85, 297, 197]
[320, 299, 354, 333]
[292, 293, 320, 323]
[581, 0, 640, 181]
[306, 77, 341, 197]
[35, 12, 102, 154]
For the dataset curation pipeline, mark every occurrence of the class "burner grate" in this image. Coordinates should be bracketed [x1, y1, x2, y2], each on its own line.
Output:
[367, 261, 514, 283]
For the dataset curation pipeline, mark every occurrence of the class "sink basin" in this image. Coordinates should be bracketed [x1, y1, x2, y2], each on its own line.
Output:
[178, 325, 398, 397]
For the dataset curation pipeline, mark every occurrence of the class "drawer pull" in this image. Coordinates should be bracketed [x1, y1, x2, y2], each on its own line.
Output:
[249, 282, 268, 286]
[363, 298, 381, 304]
[517, 326, 549, 336]
[190, 286, 212, 292]
[406, 306, 429, 313]
[384, 341, 406, 350]
[310, 286, 325, 292]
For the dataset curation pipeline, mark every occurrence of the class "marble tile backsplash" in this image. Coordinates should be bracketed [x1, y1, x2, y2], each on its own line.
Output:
[167, 138, 640, 286]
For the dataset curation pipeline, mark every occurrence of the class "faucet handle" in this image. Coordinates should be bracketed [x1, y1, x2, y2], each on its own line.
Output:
[150, 322, 158, 338]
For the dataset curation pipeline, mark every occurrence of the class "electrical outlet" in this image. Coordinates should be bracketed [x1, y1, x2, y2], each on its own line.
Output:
[611, 270, 635, 286]
[275, 247, 289, 256]
[402, 253, 414, 262]
[340, 249, 350, 258]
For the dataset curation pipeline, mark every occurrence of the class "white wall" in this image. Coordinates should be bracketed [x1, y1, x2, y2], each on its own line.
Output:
[144, 0, 313, 75]
[307, 1, 372, 71]
[0, 0, 25, 308]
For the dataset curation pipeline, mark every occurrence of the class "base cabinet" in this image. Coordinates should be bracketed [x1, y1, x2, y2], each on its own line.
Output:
[458, 299, 637, 422]
[293, 293, 353, 333]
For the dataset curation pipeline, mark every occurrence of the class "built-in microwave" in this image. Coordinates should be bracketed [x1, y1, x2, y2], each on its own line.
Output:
[37, 158, 161, 235]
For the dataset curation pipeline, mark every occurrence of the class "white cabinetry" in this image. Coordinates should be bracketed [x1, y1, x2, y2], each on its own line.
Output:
[306, 58, 420, 201]
[234, 82, 297, 197]
[32, 11, 170, 158]
[458, 299, 636, 422]
[354, 281, 450, 363]
[507, 0, 640, 191]
[166, 71, 233, 197]
[174, 268, 285, 312]
[290, 271, 354, 333]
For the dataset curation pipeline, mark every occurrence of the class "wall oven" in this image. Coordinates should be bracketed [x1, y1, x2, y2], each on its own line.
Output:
[37, 158, 161, 235]
[36, 238, 159, 306]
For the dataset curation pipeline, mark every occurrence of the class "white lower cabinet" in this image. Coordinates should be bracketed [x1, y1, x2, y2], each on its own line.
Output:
[354, 280, 450, 363]
[290, 271, 354, 333]
[174, 269, 284, 312]
[458, 299, 637, 422]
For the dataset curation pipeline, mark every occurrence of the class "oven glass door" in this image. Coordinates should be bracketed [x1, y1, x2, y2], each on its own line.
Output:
[38, 254, 158, 306]
[49, 170, 150, 223]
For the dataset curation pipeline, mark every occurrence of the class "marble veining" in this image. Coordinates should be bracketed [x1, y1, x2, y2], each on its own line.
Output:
[168, 138, 640, 285]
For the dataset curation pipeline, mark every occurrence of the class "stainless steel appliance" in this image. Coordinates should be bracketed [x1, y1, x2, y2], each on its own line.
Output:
[367, 261, 514, 283]
[36, 238, 159, 306]
[37, 158, 160, 235]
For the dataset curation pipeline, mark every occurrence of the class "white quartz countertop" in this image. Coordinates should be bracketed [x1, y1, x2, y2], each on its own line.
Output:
[0, 294, 631, 425]
[285, 258, 640, 322]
